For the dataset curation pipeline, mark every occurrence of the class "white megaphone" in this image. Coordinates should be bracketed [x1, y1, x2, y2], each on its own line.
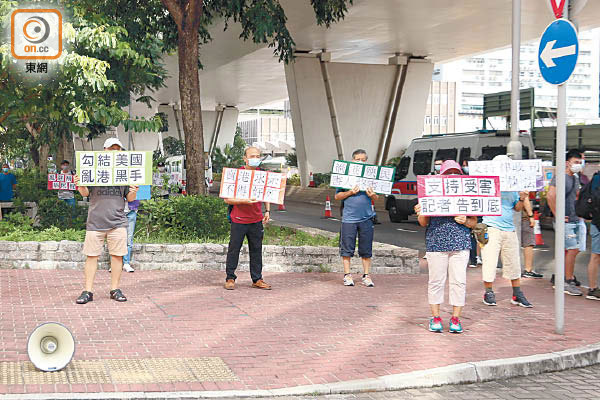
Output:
[27, 322, 75, 372]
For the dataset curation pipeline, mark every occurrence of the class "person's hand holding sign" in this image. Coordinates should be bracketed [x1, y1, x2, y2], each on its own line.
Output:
[454, 215, 467, 225]
[127, 185, 139, 202]
[350, 185, 360, 195]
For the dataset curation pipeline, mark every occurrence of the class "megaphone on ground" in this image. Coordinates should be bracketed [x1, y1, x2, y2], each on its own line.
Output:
[27, 322, 75, 372]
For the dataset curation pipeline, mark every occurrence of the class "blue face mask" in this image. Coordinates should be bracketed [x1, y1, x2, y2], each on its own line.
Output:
[2, 168, 8, 173]
[248, 158, 261, 167]
[462, 167, 469, 174]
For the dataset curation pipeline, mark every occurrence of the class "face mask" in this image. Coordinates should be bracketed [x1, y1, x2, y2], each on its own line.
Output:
[355, 160, 366, 164]
[434, 165, 441, 173]
[248, 158, 261, 167]
[158, 167, 165, 173]
[62, 166, 69, 171]
[462, 167, 469, 174]
[2, 168, 8, 173]
[570, 163, 583, 174]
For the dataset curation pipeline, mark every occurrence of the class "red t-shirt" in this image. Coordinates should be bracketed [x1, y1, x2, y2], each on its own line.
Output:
[229, 167, 264, 224]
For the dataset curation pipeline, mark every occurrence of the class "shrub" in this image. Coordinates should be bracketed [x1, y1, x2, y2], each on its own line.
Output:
[13, 169, 53, 203]
[37, 198, 88, 230]
[287, 174, 300, 186]
[313, 172, 331, 187]
[136, 195, 229, 241]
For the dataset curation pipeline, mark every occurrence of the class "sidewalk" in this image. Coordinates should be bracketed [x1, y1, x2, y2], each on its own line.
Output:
[0, 268, 598, 396]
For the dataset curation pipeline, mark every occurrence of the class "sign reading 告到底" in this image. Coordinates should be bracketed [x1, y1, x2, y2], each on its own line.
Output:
[75, 151, 153, 186]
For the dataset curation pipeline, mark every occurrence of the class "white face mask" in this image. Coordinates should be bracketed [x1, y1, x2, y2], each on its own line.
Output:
[570, 163, 583, 174]
[434, 165, 441, 173]
[158, 167, 165, 173]
[248, 158, 261, 167]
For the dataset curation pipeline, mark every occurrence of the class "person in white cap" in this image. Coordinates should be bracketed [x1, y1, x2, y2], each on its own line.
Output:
[73, 138, 138, 304]
[481, 155, 533, 308]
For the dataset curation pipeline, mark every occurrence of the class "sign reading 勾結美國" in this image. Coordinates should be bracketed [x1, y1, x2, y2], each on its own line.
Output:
[75, 151, 153, 186]
[417, 175, 502, 217]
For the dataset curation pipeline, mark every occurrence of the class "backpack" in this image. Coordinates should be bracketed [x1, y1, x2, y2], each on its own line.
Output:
[575, 172, 600, 219]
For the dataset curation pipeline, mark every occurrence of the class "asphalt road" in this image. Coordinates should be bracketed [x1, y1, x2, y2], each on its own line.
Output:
[271, 200, 599, 288]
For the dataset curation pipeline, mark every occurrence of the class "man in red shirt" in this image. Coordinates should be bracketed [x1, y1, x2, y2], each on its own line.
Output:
[224, 147, 272, 290]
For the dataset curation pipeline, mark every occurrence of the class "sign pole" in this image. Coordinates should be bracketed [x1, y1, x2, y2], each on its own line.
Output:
[508, 0, 522, 161]
[554, 0, 569, 336]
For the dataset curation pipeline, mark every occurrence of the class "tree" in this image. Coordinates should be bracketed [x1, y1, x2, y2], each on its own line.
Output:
[285, 149, 297, 167]
[0, 0, 167, 171]
[212, 129, 247, 173]
[73, 0, 354, 195]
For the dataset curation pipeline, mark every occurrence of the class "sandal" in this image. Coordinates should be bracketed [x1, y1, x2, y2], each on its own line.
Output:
[110, 289, 127, 302]
[76, 291, 93, 304]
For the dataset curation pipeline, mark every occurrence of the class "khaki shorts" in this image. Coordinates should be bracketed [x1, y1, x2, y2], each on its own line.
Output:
[481, 227, 521, 283]
[82, 228, 127, 257]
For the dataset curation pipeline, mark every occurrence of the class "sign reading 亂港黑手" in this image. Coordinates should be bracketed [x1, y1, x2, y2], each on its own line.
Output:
[329, 160, 396, 195]
[417, 175, 502, 216]
[75, 151, 153, 186]
[47, 173, 76, 191]
[219, 168, 287, 205]
[467, 159, 543, 192]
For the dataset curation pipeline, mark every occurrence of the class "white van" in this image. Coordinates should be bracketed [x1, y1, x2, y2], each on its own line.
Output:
[386, 130, 536, 222]
[165, 153, 213, 191]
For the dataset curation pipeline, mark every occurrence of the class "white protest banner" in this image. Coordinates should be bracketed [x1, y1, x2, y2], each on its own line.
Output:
[417, 175, 502, 216]
[468, 159, 543, 192]
[47, 173, 77, 191]
[329, 160, 395, 195]
[219, 168, 287, 205]
[76, 151, 153, 186]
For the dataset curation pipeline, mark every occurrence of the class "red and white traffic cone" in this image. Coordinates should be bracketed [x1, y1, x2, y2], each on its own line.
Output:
[278, 201, 286, 211]
[322, 195, 333, 218]
[534, 211, 544, 246]
[309, 172, 316, 188]
[181, 180, 187, 196]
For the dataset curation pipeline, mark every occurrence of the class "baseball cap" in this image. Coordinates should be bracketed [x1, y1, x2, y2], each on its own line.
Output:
[103, 137, 125, 150]
[440, 160, 463, 175]
[493, 154, 511, 162]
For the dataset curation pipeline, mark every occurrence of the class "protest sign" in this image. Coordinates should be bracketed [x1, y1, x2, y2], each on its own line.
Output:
[219, 168, 287, 205]
[329, 160, 396, 195]
[47, 173, 76, 191]
[417, 175, 502, 216]
[136, 185, 151, 201]
[468, 159, 543, 192]
[76, 151, 153, 186]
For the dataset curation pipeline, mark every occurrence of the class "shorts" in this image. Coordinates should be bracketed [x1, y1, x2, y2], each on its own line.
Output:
[82, 228, 127, 257]
[340, 218, 374, 258]
[591, 223, 600, 254]
[481, 227, 521, 283]
[520, 218, 535, 248]
[565, 222, 581, 251]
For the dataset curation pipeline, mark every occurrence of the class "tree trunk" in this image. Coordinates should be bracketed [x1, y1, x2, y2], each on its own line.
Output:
[178, 27, 205, 195]
[56, 132, 75, 167]
[30, 146, 40, 167]
[39, 143, 49, 173]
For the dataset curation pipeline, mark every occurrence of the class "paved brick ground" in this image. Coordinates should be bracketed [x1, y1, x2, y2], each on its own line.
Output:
[258, 364, 600, 400]
[0, 268, 598, 395]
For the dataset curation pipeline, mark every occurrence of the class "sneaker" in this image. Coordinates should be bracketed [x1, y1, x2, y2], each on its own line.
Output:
[483, 290, 497, 306]
[586, 287, 600, 300]
[449, 317, 463, 334]
[343, 274, 355, 286]
[468, 263, 478, 268]
[123, 263, 134, 273]
[361, 274, 374, 287]
[428, 317, 443, 333]
[573, 275, 581, 286]
[564, 280, 583, 296]
[522, 270, 543, 279]
[476, 256, 482, 266]
[511, 292, 533, 308]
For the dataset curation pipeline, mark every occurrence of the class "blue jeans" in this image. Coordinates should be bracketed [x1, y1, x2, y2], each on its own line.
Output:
[123, 210, 138, 264]
[61, 198, 76, 207]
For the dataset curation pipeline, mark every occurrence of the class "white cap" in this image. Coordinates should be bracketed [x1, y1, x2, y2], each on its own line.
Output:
[493, 154, 511, 162]
[103, 137, 125, 150]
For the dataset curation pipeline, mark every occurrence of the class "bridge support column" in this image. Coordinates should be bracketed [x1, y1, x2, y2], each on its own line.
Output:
[285, 54, 433, 186]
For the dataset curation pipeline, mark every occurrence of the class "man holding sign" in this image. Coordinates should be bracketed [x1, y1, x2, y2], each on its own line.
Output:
[74, 138, 139, 304]
[334, 149, 379, 287]
[481, 156, 532, 308]
[223, 147, 272, 291]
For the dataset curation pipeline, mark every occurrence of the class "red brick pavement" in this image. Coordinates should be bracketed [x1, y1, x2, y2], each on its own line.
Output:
[0, 269, 598, 394]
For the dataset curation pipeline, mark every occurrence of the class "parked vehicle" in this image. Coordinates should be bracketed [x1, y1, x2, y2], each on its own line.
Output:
[385, 130, 536, 222]
[165, 153, 213, 192]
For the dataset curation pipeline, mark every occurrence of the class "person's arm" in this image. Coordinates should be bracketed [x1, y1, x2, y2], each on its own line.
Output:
[263, 202, 271, 224]
[334, 186, 359, 201]
[522, 196, 535, 227]
[414, 204, 430, 227]
[73, 175, 89, 197]
[547, 185, 557, 216]
[224, 198, 259, 205]
[126, 186, 138, 202]
[513, 192, 528, 212]
[455, 215, 477, 229]
[366, 187, 379, 201]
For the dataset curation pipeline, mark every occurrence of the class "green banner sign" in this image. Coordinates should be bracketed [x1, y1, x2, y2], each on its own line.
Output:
[329, 160, 396, 195]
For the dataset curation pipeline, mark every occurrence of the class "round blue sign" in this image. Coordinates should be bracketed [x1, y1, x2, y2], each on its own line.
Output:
[538, 19, 579, 85]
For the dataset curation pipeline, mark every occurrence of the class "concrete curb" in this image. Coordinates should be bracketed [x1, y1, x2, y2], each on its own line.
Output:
[2, 342, 599, 399]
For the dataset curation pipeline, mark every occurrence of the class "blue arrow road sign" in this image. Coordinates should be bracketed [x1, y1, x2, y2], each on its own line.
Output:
[538, 18, 579, 85]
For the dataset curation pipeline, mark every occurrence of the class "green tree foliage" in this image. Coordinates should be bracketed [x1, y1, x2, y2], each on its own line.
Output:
[211, 130, 247, 173]
[285, 149, 297, 167]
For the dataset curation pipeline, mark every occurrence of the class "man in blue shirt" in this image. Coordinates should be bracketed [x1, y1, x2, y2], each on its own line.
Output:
[0, 163, 17, 202]
[481, 155, 532, 308]
[335, 149, 379, 287]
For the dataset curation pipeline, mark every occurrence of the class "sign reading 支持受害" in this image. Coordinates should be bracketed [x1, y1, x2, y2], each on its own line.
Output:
[417, 175, 502, 216]
[219, 168, 287, 205]
[329, 160, 396, 195]
[47, 173, 76, 191]
[468, 159, 543, 192]
[75, 151, 153, 186]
